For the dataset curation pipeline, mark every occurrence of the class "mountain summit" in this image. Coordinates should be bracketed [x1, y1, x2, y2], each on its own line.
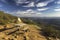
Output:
[0, 11, 60, 40]
[0, 11, 46, 40]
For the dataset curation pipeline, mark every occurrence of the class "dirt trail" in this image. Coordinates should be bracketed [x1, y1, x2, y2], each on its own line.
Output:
[0, 23, 46, 40]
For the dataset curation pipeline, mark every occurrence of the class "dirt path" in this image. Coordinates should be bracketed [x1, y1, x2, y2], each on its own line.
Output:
[0, 23, 46, 40]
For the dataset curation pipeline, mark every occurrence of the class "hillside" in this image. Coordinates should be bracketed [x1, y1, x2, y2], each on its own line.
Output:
[0, 11, 17, 25]
[0, 11, 46, 40]
[0, 23, 48, 40]
[0, 11, 60, 40]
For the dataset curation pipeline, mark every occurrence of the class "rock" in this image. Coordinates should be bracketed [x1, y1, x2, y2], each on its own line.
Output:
[0, 25, 4, 29]
[0, 23, 59, 40]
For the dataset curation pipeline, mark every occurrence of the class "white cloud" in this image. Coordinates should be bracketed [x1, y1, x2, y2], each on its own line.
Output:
[11, 9, 42, 17]
[37, 11, 60, 17]
[54, 8, 60, 11]
[15, 0, 54, 7]
[23, 2, 35, 7]
[36, 2, 48, 7]
[55, 0, 60, 4]
[36, 0, 54, 7]
[55, 6, 60, 8]
[15, 9, 35, 14]
[16, 9, 41, 14]
[26, 9, 35, 13]
[10, 10, 60, 17]
[15, 0, 29, 5]
[45, 12, 60, 17]
[37, 8, 48, 11]
[15, 0, 26, 3]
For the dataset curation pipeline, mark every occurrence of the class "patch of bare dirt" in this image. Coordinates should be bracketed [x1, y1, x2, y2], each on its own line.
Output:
[0, 23, 47, 40]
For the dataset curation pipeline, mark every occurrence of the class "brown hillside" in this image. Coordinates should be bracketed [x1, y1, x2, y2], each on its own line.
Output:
[0, 23, 47, 40]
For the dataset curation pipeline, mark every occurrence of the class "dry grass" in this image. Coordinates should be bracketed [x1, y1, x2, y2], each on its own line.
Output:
[0, 23, 47, 40]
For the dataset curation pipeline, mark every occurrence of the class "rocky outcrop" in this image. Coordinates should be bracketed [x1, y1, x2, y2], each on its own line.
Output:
[0, 23, 47, 40]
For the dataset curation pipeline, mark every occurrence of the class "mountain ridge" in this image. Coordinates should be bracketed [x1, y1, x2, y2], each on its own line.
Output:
[0, 11, 60, 40]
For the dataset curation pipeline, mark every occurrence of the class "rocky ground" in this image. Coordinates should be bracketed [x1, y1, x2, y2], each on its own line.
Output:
[0, 23, 59, 40]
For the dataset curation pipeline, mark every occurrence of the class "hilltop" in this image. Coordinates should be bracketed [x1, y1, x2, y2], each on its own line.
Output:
[0, 11, 46, 40]
[0, 11, 17, 25]
[0, 11, 60, 40]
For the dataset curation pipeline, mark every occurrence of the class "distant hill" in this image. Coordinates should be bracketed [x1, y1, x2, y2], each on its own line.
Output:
[0, 11, 17, 25]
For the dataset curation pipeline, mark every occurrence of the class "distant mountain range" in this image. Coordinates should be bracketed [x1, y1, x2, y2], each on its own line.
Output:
[22, 17, 60, 30]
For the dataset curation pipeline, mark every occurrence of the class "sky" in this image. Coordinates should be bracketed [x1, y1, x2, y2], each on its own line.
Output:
[0, 0, 60, 17]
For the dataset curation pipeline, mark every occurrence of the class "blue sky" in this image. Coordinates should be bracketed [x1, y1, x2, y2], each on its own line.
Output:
[0, 0, 60, 17]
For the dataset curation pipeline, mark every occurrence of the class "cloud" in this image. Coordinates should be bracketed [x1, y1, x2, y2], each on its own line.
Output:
[36, 0, 54, 7]
[15, 0, 54, 7]
[11, 9, 42, 17]
[55, 0, 60, 4]
[16, 9, 41, 14]
[9, 9, 60, 17]
[1, 0, 59, 17]
[15, 0, 27, 3]
[44, 12, 60, 17]
[33, 12, 60, 17]
[36, 2, 48, 7]
[55, 6, 60, 8]
[54, 8, 60, 11]
[15, 0, 29, 5]
[37, 8, 48, 11]
[23, 2, 35, 7]
[16, 9, 36, 14]
[11, 10, 60, 17]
